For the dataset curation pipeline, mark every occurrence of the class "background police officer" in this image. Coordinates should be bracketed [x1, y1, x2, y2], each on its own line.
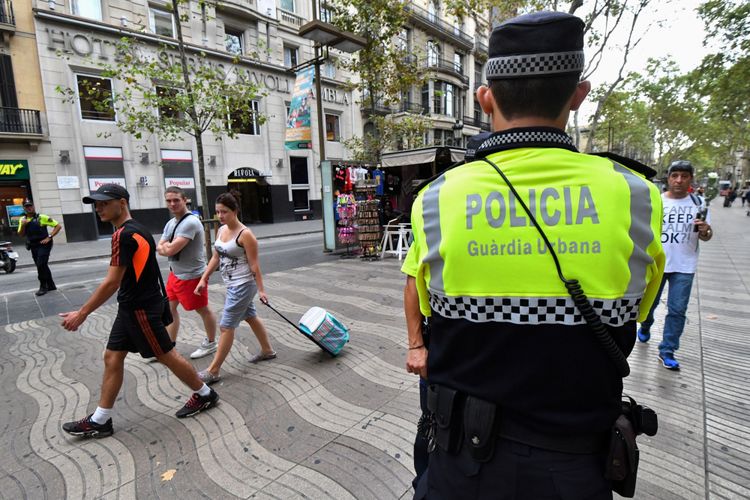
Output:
[18, 200, 62, 296]
[402, 11, 665, 499]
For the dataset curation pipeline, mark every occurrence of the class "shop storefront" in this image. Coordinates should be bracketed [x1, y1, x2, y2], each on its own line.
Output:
[0, 160, 31, 244]
[227, 167, 273, 224]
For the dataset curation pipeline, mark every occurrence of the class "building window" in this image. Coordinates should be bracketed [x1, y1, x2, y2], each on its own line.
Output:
[325, 114, 340, 141]
[422, 83, 429, 113]
[150, 7, 175, 38]
[0, 54, 18, 108]
[227, 100, 261, 135]
[454, 16, 464, 36]
[280, 0, 295, 12]
[225, 29, 244, 56]
[427, 41, 440, 67]
[156, 86, 183, 120]
[320, 6, 334, 22]
[323, 60, 336, 79]
[71, 0, 102, 20]
[428, 0, 439, 22]
[474, 62, 483, 87]
[396, 27, 410, 52]
[284, 45, 298, 68]
[434, 81, 456, 117]
[454, 52, 463, 74]
[290, 156, 309, 211]
[77, 75, 115, 121]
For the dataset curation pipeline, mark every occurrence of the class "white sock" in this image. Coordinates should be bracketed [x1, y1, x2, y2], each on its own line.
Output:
[197, 383, 211, 396]
[91, 406, 112, 424]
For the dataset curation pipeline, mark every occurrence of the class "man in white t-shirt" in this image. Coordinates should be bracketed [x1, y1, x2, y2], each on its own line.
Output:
[157, 186, 218, 359]
[638, 160, 713, 370]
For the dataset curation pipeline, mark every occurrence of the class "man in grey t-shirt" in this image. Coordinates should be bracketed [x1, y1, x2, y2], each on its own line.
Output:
[157, 186, 218, 359]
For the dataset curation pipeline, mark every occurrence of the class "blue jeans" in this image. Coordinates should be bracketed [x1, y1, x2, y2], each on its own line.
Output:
[641, 272, 695, 356]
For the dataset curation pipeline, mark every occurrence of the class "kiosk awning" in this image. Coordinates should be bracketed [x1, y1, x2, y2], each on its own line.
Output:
[381, 147, 465, 168]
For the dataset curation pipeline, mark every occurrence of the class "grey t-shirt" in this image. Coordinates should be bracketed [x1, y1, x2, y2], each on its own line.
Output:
[161, 214, 206, 280]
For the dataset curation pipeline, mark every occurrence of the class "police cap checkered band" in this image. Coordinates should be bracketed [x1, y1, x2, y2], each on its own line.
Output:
[486, 51, 585, 79]
[487, 11, 585, 80]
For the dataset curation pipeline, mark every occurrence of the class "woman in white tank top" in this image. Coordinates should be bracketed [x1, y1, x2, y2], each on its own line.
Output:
[194, 192, 276, 383]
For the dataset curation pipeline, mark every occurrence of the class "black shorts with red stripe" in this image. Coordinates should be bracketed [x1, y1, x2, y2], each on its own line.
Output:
[108, 303, 175, 358]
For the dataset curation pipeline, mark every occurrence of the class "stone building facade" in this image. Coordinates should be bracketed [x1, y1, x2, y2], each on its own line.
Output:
[32, 0, 361, 242]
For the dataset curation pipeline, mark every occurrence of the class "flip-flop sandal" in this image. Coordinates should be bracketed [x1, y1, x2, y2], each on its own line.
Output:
[249, 351, 277, 364]
[198, 369, 222, 384]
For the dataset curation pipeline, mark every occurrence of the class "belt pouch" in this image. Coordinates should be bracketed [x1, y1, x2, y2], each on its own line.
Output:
[427, 385, 463, 454]
[463, 396, 497, 463]
[605, 414, 639, 497]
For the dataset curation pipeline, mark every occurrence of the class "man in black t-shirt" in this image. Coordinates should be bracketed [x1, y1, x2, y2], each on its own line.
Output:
[59, 184, 219, 438]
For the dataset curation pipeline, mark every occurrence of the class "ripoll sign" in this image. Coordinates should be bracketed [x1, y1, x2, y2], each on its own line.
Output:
[0, 160, 30, 180]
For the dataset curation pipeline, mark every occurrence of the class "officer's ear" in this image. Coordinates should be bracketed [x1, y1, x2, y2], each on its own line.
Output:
[569, 80, 591, 112]
[476, 84, 498, 116]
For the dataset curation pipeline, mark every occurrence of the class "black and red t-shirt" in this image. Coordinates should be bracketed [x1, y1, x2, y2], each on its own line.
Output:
[110, 219, 162, 307]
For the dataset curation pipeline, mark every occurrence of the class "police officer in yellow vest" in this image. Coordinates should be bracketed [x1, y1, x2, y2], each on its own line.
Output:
[402, 12, 665, 499]
[18, 199, 62, 296]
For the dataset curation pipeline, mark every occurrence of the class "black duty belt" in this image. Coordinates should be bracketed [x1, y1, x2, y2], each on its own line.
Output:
[426, 384, 608, 462]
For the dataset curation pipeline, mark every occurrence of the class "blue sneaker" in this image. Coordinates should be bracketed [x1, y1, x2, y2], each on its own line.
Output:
[658, 353, 680, 370]
[637, 328, 650, 342]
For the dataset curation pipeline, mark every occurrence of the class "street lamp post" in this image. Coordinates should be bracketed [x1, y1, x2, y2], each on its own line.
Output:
[295, 1, 366, 251]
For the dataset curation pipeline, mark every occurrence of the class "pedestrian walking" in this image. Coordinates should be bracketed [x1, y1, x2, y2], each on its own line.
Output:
[60, 184, 219, 438]
[402, 11, 665, 499]
[17, 199, 62, 295]
[156, 186, 219, 358]
[194, 191, 276, 384]
[638, 160, 713, 370]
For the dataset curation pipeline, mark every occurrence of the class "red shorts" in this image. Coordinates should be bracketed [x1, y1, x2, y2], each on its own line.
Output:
[166, 272, 208, 311]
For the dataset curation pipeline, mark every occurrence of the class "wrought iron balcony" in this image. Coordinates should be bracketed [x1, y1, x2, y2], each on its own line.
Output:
[424, 57, 469, 84]
[0, 0, 15, 27]
[474, 38, 488, 55]
[399, 101, 428, 114]
[0, 107, 43, 135]
[406, 4, 473, 50]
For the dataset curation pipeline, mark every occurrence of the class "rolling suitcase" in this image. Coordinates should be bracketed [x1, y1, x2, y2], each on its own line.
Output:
[264, 301, 349, 356]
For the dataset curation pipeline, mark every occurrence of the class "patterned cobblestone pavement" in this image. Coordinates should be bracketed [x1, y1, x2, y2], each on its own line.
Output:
[1, 206, 748, 499]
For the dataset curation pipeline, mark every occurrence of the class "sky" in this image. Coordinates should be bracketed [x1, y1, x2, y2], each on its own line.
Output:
[580, 0, 711, 118]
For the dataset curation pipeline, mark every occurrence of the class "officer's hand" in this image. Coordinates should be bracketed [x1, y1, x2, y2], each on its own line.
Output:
[59, 310, 87, 331]
[406, 346, 428, 379]
[40, 237, 51, 245]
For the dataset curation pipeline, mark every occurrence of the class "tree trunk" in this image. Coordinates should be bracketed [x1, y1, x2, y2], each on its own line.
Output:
[172, 0, 212, 257]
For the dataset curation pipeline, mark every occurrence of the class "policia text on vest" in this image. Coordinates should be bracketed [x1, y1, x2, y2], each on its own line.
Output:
[465, 186, 601, 256]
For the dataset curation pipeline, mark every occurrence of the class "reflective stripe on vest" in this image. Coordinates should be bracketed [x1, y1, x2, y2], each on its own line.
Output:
[413, 150, 662, 326]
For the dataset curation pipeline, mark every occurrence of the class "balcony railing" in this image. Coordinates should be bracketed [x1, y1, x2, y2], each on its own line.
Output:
[278, 8, 305, 29]
[463, 115, 490, 131]
[474, 39, 488, 54]
[406, 4, 473, 48]
[0, 0, 15, 26]
[399, 101, 428, 114]
[424, 58, 469, 84]
[0, 107, 42, 135]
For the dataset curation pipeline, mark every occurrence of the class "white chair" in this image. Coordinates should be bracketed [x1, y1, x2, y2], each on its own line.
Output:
[381, 222, 412, 260]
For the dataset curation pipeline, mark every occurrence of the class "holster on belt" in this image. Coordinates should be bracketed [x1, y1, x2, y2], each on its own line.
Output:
[605, 414, 639, 497]
[426, 384, 464, 454]
[462, 395, 498, 463]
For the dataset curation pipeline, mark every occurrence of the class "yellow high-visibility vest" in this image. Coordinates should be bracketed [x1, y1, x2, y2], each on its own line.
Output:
[402, 147, 665, 327]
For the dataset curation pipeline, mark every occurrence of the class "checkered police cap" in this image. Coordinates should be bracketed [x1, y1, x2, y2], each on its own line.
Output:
[486, 11, 585, 80]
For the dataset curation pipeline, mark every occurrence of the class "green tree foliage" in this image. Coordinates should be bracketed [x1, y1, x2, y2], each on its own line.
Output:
[326, 0, 430, 160]
[56, 0, 265, 220]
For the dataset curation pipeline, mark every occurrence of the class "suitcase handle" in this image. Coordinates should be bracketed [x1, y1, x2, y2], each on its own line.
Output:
[263, 301, 304, 333]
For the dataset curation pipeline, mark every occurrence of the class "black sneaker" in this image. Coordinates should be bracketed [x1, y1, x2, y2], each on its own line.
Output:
[62, 414, 113, 438]
[176, 389, 219, 418]
[35, 287, 48, 296]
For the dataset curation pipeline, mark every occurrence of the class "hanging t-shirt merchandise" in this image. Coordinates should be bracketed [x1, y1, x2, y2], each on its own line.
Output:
[661, 194, 710, 274]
